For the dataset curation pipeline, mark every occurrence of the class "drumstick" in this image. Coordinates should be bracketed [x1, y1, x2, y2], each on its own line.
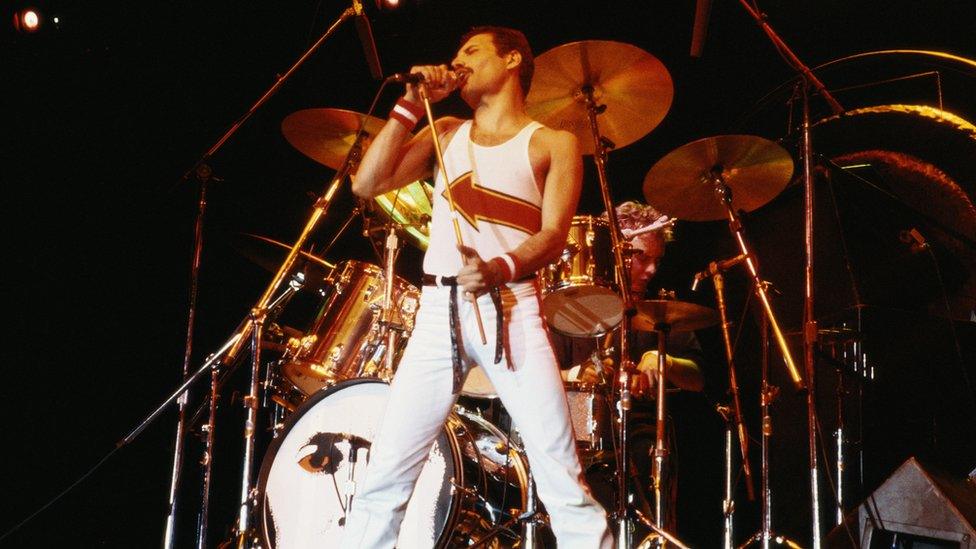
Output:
[417, 84, 488, 345]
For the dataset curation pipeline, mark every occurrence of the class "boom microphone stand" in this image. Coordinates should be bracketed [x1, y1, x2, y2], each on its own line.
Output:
[695, 264, 756, 548]
[159, 4, 362, 547]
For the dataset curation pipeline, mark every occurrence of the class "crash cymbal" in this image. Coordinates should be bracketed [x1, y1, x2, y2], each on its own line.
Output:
[232, 233, 335, 292]
[371, 180, 434, 251]
[525, 40, 673, 154]
[281, 108, 386, 171]
[642, 134, 794, 221]
[632, 299, 719, 333]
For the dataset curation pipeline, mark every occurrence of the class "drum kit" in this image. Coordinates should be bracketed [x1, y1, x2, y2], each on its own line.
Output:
[206, 35, 808, 548]
[210, 36, 807, 549]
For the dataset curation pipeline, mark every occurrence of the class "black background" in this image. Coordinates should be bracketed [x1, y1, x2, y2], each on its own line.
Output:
[4, 1, 976, 547]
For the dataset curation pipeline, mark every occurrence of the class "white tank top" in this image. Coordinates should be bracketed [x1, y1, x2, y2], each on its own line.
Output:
[423, 119, 545, 276]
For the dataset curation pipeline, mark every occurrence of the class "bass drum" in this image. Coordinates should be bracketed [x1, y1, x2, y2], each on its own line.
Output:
[257, 378, 529, 549]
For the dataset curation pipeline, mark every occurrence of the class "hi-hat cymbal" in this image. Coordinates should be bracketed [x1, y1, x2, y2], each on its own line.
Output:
[633, 299, 719, 333]
[525, 40, 673, 154]
[642, 134, 794, 221]
[371, 180, 434, 251]
[231, 233, 335, 292]
[281, 108, 386, 170]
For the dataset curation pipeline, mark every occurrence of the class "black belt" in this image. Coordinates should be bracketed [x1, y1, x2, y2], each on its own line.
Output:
[422, 274, 507, 393]
[421, 273, 535, 286]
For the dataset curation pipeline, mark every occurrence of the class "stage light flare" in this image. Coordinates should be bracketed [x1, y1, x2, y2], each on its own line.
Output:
[13, 7, 42, 33]
[375, 0, 401, 10]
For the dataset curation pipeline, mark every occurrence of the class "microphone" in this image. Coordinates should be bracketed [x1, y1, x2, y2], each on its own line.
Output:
[691, 253, 748, 290]
[690, 0, 713, 58]
[387, 72, 426, 84]
[387, 70, 460, 87]
[352, 0, 383, 80]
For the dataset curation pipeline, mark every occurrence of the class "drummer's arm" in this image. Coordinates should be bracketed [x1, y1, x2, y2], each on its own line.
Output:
[637, 351, 704, 392]
[351, 115, 463, 199]
[502, 128, 583, 278]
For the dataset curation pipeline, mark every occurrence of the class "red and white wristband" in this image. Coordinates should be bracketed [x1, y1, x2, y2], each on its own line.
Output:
[389, 97, 424, 130]
[488, 253, 520, 285]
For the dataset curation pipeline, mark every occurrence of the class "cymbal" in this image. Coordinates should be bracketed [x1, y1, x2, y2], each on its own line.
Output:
[632, 299, 719, 332]
[281, 108, 386, 170]
[525, 40, 673, 154]
[642, 134, 794, 221]
[371, 180, 434, 251]
[231, 233, 335, 292]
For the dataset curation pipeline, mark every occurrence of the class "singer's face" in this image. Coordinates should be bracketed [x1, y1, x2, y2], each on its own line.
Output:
[451, 33, 510, 101]
[629, 234, 665, 295]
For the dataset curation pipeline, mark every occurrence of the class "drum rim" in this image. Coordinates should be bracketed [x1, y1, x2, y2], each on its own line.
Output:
[255, 378, 466, 549]
[570, 213, 610, 226]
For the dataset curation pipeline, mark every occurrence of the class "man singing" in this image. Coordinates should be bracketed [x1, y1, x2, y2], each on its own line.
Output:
[342, 26, 613, 547]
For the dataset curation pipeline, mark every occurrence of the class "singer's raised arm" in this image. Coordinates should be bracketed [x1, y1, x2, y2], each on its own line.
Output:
[351, 65, 463, 199]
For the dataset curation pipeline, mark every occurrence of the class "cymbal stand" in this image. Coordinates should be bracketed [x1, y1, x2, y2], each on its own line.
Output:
[224, 125, 368, 549]
[379, 190, 405, 378]
[738, 309, 801, 549]
[707, 172, 804, 393]
[732, 2, 844, 544]
[579, 86, 688, 549]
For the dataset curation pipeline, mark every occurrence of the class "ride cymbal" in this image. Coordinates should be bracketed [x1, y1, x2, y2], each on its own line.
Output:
[526, 40, 673, 154]
[281, 108, 386, 171]
[642, 134, 794, 221]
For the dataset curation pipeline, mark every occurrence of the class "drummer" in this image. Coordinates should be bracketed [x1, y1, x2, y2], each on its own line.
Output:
[560, 200, 704, 396]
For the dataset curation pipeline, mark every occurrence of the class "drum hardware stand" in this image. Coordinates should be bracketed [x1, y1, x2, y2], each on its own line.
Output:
[163, 166, 211, 549]
[732, 1, 845, 544]
[738, 310, 802, 549]
[576, 85, 689, 549]
[160, 3, 367, 546]
[220, 109, 370, 549]
[417, 82, 488, 344]
[695, 263, 758, 548]
[379, 190, 405, 378]
[705, 168, 808, 547]
[467, 461, 546, 549]
[717, 404, 736, 549]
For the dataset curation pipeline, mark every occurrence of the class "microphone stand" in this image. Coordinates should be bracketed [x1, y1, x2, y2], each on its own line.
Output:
[706, 267, 756, 547]
[159, 5, 360, 548]
[163, 169, 209, 549]
[732, 2, 844, 545]
[577, 85, 689, 549]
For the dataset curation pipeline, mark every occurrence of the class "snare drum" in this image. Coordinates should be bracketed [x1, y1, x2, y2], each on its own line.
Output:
[541, 215, 623, 338]
[280, 260, 420, 396]
[565, 382, 612, 451]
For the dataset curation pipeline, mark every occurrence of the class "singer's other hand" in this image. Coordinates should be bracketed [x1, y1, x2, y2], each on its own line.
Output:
[404, 64, 457, 104]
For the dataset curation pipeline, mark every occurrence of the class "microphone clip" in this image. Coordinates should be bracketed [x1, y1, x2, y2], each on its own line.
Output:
[691, 253, 749, 290]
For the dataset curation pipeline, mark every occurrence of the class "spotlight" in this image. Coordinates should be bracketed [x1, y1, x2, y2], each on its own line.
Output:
[374, 0, 403, 11]
[13, 7, 42, 33]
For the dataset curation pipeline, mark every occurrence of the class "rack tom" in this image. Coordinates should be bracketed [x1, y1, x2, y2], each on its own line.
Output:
[541, 215, 623, 337]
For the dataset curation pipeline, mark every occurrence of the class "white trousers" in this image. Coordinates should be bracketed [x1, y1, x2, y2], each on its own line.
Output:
[340, 280, 612, 548]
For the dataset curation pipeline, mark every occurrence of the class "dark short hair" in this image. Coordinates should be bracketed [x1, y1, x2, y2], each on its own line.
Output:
[459, 26, 534, 96]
